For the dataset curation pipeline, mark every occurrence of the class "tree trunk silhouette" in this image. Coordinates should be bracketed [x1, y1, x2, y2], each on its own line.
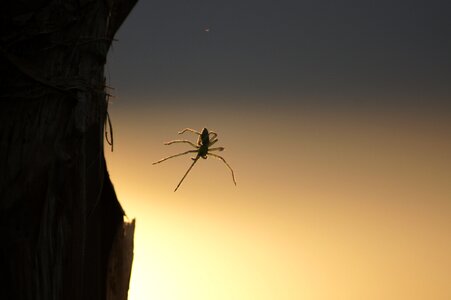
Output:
[0, 0, 137, 299]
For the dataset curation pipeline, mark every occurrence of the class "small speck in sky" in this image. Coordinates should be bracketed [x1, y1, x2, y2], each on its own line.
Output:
[203, 26, 211, 33]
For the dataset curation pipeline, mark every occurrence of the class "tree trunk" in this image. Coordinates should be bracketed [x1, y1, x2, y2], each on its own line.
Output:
[0, 0, 137, 299]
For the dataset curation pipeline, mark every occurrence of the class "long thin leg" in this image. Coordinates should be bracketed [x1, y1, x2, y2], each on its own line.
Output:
[209, 138, 218, 146]
[174, 156, 200, 192]
[209, 132, 218, 140]
[152, 150, 198, 165]
[208, 153, 236, 185]
[164, 140, 198, 148]
[208, 147, 224, 152]
[178, 128, 201, 135]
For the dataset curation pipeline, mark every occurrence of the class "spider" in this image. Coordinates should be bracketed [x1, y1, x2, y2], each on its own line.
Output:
[153, 128, 237, 192]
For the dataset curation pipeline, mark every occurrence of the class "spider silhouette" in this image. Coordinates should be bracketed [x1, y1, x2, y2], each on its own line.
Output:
[153, 128, 236, 191]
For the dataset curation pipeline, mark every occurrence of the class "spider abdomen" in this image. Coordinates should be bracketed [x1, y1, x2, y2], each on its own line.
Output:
[200, 128, 210, 146]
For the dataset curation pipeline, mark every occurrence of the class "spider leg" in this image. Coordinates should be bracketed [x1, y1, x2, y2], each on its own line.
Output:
[152, 150, 198, 165]
[209, 138, 218, 146]
[208, 132, 218, 140]
[174, 156, 200, 192]
[208, 147, 224, 152]
[208, 153, 236, 185]
[164, 140, 198, 148]
[178, 128, 201, 135]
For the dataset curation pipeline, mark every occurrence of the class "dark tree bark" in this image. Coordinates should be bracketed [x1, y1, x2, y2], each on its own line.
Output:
[0, 0, 137, 299]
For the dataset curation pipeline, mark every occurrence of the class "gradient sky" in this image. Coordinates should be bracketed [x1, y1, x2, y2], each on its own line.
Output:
[108, 0, 451, 108]
[105, 1, 451, 299]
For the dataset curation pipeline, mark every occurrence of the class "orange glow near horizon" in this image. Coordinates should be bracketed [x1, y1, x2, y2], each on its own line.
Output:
[105, 99, 451, 300]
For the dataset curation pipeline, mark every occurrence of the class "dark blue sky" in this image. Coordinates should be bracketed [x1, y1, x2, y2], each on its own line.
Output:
[107, 0, 451, 110]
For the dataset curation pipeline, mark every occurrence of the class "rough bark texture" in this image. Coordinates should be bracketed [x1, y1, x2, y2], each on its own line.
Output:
[0, 0, 137, 299]
[107, 219, 135, 300]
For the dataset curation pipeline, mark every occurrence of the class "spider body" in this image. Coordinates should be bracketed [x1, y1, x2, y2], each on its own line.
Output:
[153, 127, 236, 191]
[197, 128, 211, 159]
[197, 144, 208, 159]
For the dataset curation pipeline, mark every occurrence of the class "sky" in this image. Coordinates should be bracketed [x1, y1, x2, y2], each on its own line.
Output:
[105, 1, 451, 299]
[108, 0, 451, 108]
